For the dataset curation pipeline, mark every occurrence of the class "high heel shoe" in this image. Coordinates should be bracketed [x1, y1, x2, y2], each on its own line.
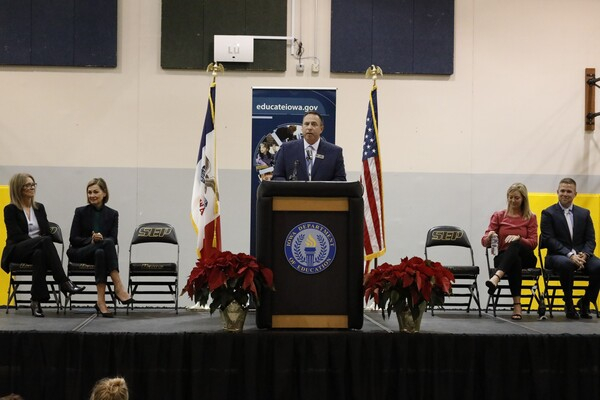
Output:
[116, 294, 135, 305]
[60, 280, 85, 296]
[485, 273, 502, 295]
[30, 301, 45, 318]
[94, 303, 114, 318]
[511, 302, 523, 320]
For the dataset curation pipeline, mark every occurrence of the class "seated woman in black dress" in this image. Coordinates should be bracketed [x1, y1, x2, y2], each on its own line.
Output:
[67, 178, 133, 317]
[1, 173, 84, 317]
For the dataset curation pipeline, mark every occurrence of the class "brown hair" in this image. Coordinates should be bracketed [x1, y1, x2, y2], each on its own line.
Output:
[8, 173, 37, 210]
[506, 182, 532, 220]
[89, 377, 128, 400]
[559, 177, 576, 188]
[87, 178, 109, 204]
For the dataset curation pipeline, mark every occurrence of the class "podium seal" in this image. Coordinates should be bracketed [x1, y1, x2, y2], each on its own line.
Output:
[284, 222, 336, 274]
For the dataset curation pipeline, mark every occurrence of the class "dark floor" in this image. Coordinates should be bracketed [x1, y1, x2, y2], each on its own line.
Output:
[1, 305, 598, 334]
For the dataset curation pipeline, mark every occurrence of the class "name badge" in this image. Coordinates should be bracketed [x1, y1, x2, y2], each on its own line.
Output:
[315, 154, 324, 159]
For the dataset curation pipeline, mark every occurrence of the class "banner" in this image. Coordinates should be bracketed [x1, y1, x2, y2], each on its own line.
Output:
[250, 88, 337, 254]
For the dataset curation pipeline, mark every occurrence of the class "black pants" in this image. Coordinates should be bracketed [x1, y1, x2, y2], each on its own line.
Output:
[67, 238, 119, 284]
[11, 236, 68, 302]
[493, 241, 537, 297]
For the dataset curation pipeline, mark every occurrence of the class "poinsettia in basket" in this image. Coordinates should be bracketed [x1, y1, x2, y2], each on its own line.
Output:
[364, 256, 454, 322]
[182, 250, 274, 315]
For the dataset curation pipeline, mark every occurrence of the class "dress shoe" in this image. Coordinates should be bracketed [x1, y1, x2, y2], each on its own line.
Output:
[565, 306, 580, 320]
[94, 303, 114, 318]
[30, 301, 44, 318]
[116, 294, 135, 305]
[485, 273, 501, 295]
[60, 280, 85, 296]
[577, 298, 593, 319]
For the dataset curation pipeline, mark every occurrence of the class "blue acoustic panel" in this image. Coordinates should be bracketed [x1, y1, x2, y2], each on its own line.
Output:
[331, 0, 454, 75]
[31, 0, 75, 66]
[0, 0, 32, 65]
[413, 0, 454, 74]
[330, 0, 373, 73]
[0, 0, 117, 67]
[372, 0, 413, 74]
[74, 0, 117, 67]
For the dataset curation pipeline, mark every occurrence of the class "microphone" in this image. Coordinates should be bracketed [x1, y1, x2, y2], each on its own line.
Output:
[306, 148, 313, 162]
[289, 160, 299, 181]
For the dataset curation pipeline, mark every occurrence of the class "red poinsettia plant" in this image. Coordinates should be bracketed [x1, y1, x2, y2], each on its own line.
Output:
[182, 250, 274, 314]
[364, 256, 454, 320]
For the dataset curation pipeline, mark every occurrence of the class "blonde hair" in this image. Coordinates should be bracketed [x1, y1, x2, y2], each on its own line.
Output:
[506, 182, 532, 219]
[90, 377, 128, 400]
[8, 173, 37, 210]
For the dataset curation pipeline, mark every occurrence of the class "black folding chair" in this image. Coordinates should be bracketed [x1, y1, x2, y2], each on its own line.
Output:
[484, 247, 545, 318]
[127, 222, 179, 313]
[65, 254, 117, 313]
[424, 225, 482, 316]
[538, 240, 599, 318]
[6, 222, 64, 314]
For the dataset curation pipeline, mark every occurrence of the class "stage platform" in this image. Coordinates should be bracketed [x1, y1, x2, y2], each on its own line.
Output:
[0, 307, 599, 400]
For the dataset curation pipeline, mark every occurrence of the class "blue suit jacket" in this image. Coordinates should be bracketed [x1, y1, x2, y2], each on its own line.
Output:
[540, 203, 596, 257]
[272, 138, 346, 181]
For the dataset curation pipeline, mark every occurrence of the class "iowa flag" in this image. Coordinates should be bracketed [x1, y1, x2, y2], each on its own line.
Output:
[361, 85, 385, 262]
[191, 79, 221, 258]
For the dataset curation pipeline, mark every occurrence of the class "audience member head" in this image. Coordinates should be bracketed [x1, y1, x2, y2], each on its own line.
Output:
[506, 182, 532, 219]
[89, 377, 128, 400]
[0, 394, 24, 400]
[8, 173, 37, 210]
[86, 178, 110, 206]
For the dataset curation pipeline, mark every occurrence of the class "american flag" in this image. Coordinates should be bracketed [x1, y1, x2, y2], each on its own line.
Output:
[191, 79, 222, 258]
[361, 85, 385, 264]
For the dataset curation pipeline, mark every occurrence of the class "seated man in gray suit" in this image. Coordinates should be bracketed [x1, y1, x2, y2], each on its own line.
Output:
[540, 177, 600, 319]
[272, 111, 346, 181]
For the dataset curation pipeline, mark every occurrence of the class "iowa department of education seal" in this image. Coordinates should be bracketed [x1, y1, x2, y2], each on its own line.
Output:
[284, 222, 336, 274]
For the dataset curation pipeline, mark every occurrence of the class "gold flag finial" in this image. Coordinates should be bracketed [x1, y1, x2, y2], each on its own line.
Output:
[207, 62, 224, 76]
[365, 65, 383, 82]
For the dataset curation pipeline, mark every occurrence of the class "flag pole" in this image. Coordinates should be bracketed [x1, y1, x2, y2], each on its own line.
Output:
[206, 62, 224, 248]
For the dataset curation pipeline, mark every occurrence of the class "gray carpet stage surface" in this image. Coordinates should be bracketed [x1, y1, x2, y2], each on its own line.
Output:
[1, 307, 598, 334]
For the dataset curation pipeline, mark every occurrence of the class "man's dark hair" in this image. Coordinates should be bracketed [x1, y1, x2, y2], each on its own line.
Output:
[304, 111, 323, 125]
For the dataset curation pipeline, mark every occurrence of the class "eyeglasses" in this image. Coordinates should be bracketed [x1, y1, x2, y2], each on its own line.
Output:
[22, 183, 38, 189]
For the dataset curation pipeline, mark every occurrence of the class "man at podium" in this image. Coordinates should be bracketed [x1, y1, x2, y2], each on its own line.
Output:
[272, 111, 346, 181]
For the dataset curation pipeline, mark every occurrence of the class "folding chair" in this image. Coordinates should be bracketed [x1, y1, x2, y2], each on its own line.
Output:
[484, 247, 545, 318]
[65, 253, 117, 313]
[127, 222, 179, 313]
[6, 222, 64, 314]
[424, 226, 482, 316]
[538, 240, 599, 318]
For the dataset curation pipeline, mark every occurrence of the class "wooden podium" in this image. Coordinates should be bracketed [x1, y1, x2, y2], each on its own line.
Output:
[255, 181, 364, 329]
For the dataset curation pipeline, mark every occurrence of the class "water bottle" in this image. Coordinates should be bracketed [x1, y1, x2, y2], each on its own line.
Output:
[490, 234, 499, 256]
